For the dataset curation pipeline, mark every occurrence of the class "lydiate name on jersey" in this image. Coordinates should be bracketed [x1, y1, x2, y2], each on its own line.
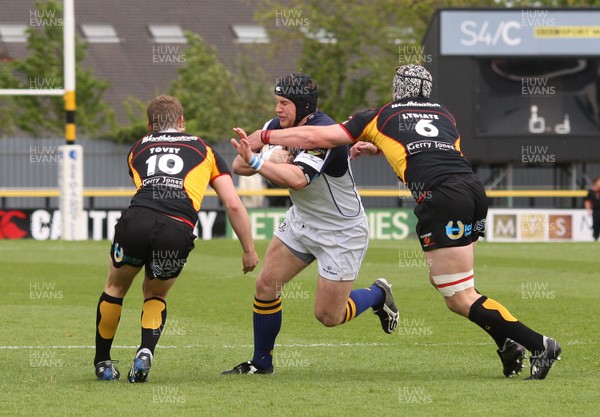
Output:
[401, 113, 440, 120]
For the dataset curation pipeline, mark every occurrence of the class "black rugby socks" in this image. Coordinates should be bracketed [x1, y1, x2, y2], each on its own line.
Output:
[94, 292, 123, 364]
[468, 295, 545, 352]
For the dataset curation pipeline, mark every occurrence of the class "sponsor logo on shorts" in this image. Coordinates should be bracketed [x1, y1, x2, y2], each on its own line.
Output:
[445, 220, 473, 240]
[112, 243, 144, 267]
[322, 265, 337, 276]
[473, 219, 486, 234]
[151, 250, 186, 278]
[419, 232, 435, 248]
[113, 243, 124, 262]
[278, 220, 289, 233]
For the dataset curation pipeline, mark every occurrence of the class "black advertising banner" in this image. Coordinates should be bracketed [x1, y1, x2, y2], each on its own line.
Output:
[0, 209, 227, 240]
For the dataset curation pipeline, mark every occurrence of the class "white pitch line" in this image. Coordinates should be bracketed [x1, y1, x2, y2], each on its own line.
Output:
[0, 342, 392, 350]
[1, 340, 594, 350]
[0, 345, 173, 350]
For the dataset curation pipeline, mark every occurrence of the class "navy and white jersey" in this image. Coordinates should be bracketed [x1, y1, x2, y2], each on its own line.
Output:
[263, 111, 365, 230]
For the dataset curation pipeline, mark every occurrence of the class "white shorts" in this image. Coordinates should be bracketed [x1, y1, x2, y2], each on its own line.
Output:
[274, 207, 369, 281]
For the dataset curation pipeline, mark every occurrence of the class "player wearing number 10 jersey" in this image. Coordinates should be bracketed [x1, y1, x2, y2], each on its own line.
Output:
[93, 95, 258, 383]
[127, 128, 230, 228]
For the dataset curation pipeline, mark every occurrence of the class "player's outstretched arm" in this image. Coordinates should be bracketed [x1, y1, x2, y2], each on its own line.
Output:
[232, 147, 292, 176]
[232, 154, 257, 177]
[246, 124, 351, 151]
[231, 128, 307, 191]
[211, 175, 259, 274]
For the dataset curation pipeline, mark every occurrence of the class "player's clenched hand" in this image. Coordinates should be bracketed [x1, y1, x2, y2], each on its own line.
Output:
[246, 129, 265, 151]
[349, 141, 381, 160]
[230, 127, 254, 164]
[242, 250, 259, 274]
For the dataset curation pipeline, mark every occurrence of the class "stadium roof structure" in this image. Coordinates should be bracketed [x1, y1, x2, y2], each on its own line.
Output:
[0, 0, 299, 125]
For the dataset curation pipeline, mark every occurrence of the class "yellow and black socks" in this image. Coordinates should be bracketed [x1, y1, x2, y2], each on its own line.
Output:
[94, 292, 123, 365]
[342, 284, 384, 323]
[252, 296, 282, 369]
[139, 297, 167, 356]
[468, 295, 544, 352]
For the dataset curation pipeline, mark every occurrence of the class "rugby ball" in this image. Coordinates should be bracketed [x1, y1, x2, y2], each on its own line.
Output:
[260, 144, 284, 162]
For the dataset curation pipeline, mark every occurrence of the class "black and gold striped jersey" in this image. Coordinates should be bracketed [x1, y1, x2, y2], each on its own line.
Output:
[127, 131, 230, 227]
[341, 97, 473, 192]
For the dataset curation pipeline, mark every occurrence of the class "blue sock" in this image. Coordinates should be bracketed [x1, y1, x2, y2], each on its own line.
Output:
[344, 285, 384, 322]
[252, 296, 282, 369]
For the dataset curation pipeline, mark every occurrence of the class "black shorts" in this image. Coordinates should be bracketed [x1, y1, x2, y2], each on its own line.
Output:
[110, 206, 196, 280]
[414, 174, 487, 252]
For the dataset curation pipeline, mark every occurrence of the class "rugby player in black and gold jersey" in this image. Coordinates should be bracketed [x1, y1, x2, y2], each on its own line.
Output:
[244, 65, 561, 380]
[94, 95, 258, 382]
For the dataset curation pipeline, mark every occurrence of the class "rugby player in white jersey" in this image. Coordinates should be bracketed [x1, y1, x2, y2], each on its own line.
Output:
[222, 74, 399, 375]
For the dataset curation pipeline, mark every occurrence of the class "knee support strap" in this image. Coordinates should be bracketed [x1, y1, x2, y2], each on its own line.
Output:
[432, 269, 474, 297]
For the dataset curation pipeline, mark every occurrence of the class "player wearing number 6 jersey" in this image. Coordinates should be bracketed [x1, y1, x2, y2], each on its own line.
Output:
[93, 95, 258, 382]
[245, 65, 561, 380]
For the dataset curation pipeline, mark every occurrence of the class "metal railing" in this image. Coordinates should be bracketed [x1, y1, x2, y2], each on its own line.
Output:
[0, 188, 588, 198]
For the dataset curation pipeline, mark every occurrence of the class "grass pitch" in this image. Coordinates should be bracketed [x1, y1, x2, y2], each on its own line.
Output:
[0, 238, 598, 416]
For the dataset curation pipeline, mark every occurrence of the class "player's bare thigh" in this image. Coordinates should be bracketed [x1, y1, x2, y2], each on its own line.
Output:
[104, 257, 142, 298]
[143, 272, 178, 299]
[104, 258, 180, 300]
[424, 243, 481, 317]
[255, 237, 309, 300]
[314, 277, 353, 327]
[425, 244, 474, 276]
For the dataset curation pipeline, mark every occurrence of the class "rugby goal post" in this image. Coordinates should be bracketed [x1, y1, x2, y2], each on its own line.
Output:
[0, 0, 84, 240]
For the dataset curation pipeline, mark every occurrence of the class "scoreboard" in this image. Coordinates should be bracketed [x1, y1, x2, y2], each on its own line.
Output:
[477, 58, 598, 138]
[422, 9, 600, 163]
